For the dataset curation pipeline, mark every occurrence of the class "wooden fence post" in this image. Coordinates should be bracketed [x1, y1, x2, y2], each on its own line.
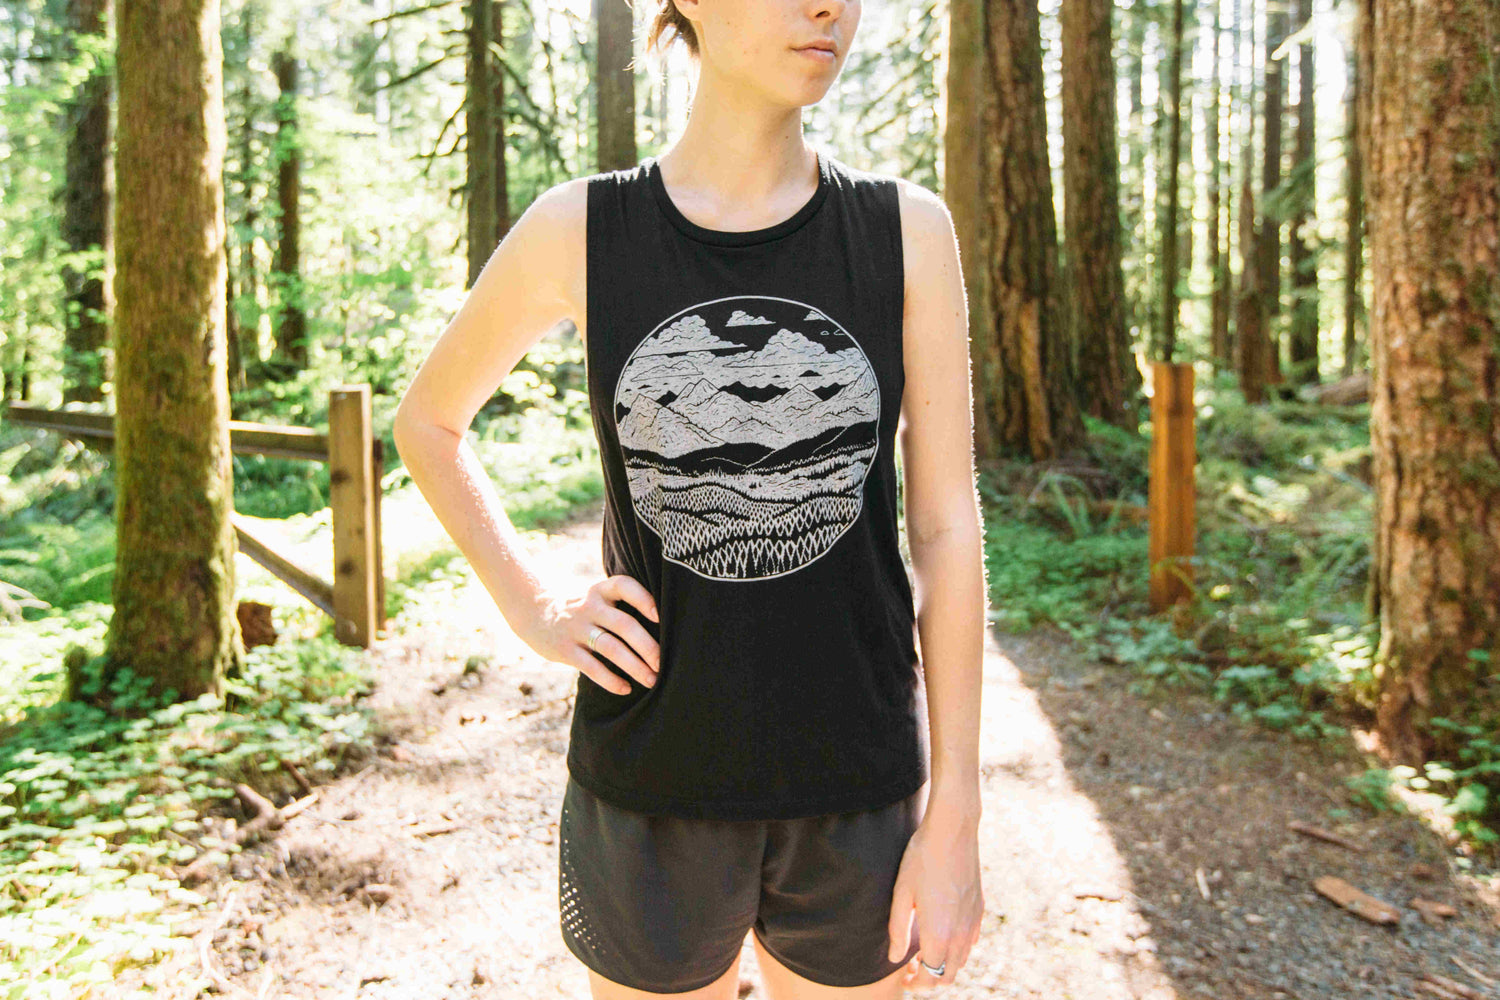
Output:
[329, 386, 377, 647]
[1149, 361, 1196, 611]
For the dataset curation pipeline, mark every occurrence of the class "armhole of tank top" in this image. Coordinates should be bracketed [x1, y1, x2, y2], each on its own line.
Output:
[583, 175, 600, 361]
[887, 176, 907, 399]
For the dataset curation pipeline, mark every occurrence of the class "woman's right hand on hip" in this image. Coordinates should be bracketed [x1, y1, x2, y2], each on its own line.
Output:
[524, 575, 661, 695]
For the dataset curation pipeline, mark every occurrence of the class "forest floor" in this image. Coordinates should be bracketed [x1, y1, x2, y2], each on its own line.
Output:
[130, 499, 1499, 1000]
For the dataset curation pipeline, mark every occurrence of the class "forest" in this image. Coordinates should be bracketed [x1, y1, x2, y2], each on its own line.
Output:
[0, 0, 1497, 996]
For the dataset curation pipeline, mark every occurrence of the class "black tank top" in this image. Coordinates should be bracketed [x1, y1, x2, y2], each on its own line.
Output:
[568, 146, 929, 821]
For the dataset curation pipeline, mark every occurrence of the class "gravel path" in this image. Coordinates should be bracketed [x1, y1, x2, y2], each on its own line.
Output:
[146, 501, 1499, 999]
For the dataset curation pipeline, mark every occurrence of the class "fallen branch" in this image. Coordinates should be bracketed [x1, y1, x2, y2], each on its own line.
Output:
[1416, 974, 1485, 1000]
[280, 759, 314, 796]
[195, 886, 254, 999]
[233, 785, 320, 845]
[1312, 875, 1400, 924]
[1287, 819, 1365, 852]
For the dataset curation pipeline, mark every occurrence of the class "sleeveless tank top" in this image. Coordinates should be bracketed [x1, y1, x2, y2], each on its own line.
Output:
[568, 145, 929, 821]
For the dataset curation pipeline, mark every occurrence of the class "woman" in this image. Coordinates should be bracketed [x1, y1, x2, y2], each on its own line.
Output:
[393, 0, 986, 996]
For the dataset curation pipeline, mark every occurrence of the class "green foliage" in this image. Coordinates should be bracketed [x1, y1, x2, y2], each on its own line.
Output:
[981, 386, 1500, 849]
[0, 635, 374, 996]
[1345, 768, 1409, 815]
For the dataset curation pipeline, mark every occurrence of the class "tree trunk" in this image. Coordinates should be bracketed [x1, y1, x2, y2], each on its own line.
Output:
[109, 0, 244, 699]
[1236, 0, 1269, 403]
[595, 0, 636, 171]
[1122, 2, 1147, 342]
[979, 0, 1085, 459]
[1061, 0, 1140, 429]
[1260, 0, 1285, 385]
[1344, 0, 1369, 377]
[491, 0, 510, 245]
[1208, 0, 1229, 371]
[271, 46, 306, 367]
[466, 0, 496, 287]
[1287, 0, 1317, 384]
[1159, 0, 1186, 361]
[61, 0, 113, 404]
[945, 0, 993, 459]
[1368, 0, 1500, 767]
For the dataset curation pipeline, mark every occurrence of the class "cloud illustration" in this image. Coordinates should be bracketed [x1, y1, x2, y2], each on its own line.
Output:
[725, 309, 774, 326]
[633, 312, 737, 357]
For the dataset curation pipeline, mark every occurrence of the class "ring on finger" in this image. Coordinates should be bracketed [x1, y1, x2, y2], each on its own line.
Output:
[587, 625, 607, 652]
[919, 956, 946, 977]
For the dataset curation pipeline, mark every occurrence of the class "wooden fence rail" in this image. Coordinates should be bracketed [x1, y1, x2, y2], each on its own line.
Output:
[5, 384, 384, 647]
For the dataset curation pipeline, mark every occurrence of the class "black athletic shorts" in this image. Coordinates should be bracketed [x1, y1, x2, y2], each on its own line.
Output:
[557, 775, 926, 993]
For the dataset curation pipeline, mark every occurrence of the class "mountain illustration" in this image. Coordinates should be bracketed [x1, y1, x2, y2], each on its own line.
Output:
[613, 295, 881, 581]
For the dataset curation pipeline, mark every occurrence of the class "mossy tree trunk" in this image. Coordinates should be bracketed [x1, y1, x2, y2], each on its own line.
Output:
[1368, 0, 1500, 764]
[1062, 0, 1140, 430]
[109, 0, 244, 699]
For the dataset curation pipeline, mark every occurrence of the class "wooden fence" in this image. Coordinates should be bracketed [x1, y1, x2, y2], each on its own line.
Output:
[6, 384, 385, 647]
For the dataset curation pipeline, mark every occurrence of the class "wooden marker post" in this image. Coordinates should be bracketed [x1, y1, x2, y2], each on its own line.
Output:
[329, 386, 378, 646]
[1148, 361, 1196, 611]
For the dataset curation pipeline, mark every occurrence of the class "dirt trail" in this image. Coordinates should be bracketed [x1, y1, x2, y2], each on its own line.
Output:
[168, 503, 1498, 999]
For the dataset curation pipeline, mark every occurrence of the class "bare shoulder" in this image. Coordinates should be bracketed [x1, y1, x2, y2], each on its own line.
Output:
[892, 178, 962, 320]
[511, 175, 590, 334]
[893, 177, 957, 270]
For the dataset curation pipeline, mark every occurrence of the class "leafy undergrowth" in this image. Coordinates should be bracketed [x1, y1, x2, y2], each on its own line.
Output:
[0, 636, 377, 999]
[973, 388, 1498, 854]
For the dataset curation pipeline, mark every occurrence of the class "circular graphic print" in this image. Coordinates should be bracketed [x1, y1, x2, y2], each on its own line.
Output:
[613, 295, 882, 581]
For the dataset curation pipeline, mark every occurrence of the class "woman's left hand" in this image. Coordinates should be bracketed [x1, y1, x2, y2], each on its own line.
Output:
[886, 795, 984, 990]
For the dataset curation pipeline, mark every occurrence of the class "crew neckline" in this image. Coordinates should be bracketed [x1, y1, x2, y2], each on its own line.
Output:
[646, 148, 832, 247]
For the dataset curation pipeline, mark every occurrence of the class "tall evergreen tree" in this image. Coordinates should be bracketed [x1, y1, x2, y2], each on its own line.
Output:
[1367, 0, 1500, 771]
[1062, 0, 1140, 429]
[109, 0, 244, 698]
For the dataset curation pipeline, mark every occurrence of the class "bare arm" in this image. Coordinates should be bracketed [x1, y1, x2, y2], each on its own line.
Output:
[391, 178, 660, 695]
[897, 180, 986, 820]
[886, 178, 986, 985]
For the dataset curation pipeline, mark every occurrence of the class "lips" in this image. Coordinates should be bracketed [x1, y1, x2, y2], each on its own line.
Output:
[797, 40, 836, 54]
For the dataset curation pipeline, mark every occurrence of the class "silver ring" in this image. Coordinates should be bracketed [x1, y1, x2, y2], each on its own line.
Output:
[586, 626, 606, 652]
[919, 956, 946, 977]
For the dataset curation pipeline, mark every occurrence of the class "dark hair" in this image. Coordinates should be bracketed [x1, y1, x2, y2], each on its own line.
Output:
[643, 0, 700, 60]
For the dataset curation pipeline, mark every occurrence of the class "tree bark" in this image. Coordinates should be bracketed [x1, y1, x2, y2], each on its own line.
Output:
[491, 0, 510, 246]
[109, 0, 244, 698]
[945, 0, 993, 459]
[1287, 0, 1318, 384]
[1344, 0, 1370, 377]
[1159, 0, 1186, 361]
[978, 0, 1084, 459]
[62, 0, 114, 403]
[271, 46, 306, 367]
[595, 0, 636, 171]
[1208, 0, 1229, 370]
[466, 0, 496, 287]
[1062, 0, 1140, 429]
[1260, 0, 1285, 384]
[1368, 0, 1500, 765]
